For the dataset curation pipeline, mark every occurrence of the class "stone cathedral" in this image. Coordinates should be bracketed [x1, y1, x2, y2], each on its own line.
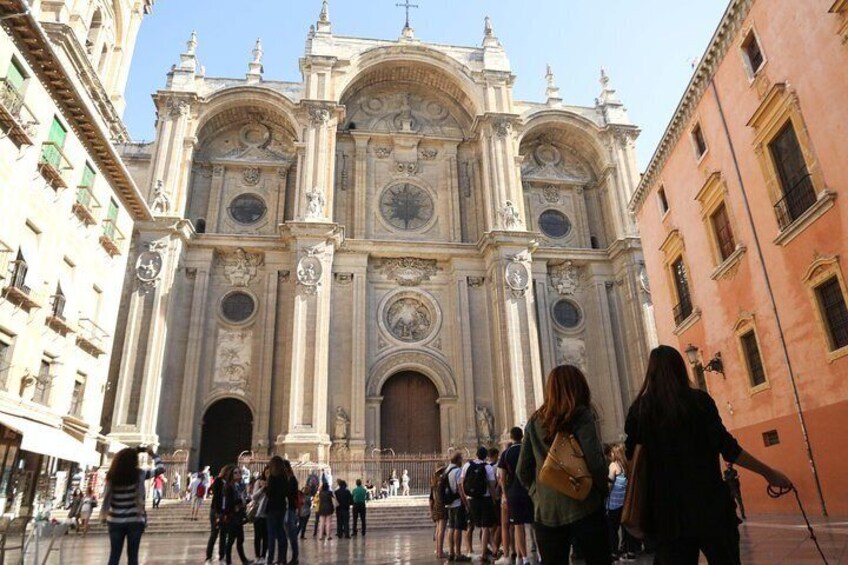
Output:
[105, 3, 655, 470]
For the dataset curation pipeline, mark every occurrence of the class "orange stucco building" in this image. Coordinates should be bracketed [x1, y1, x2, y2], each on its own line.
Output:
[631, 0, 848, 516]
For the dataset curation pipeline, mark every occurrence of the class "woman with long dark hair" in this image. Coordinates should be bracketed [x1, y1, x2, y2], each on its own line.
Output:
[99, 446, 165, 565]
[516, 365, 612, 565]
[625, 346, 792, 564]
[281, 459, 300, 564]
[264, 456, 290, 565]
[207, 464, 234, 565]
[222, 466, 251, 564]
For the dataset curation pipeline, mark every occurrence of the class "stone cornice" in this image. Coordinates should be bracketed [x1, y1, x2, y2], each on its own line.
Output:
[630, 0, 754, 214]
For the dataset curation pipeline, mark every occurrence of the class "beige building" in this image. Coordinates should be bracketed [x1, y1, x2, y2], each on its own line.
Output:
[0, 0, 152, 515]
[106, 4, 654, 471]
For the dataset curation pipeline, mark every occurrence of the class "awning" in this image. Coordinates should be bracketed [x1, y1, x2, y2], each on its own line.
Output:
[0, 412, 100, 466]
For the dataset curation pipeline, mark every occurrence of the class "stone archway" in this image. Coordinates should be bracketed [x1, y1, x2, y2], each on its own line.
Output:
[198, 398, 253, 476]
[380, 371, 441, 454]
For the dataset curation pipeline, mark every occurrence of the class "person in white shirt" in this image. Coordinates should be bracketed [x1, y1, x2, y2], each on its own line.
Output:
[460, 446, 498, 561]
[445, 452, 471, 561]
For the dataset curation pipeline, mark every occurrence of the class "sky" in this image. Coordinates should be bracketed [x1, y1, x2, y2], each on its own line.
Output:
[122, 0, 728, 169]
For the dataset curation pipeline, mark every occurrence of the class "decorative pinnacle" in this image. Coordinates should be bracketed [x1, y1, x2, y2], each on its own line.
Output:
[545, 64, 561, 103]
[597, 67, 621, 105]
[186, 30, 198, 56]
[252, 38, 263, 64]
[319, 0, 330, 23]
[600, 67, 610, 89]
[484, 16, 494, 37]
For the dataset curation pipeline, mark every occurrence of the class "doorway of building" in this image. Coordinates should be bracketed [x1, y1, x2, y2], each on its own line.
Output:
[380, 371, 440, 454]
[198, 398, 252, 475]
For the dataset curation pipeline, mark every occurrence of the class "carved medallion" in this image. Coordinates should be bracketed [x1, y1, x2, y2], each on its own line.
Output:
[542, 185, 560, 204]
[384, 294, 435, 343]
[549, 261, 582, 296]
[136, 248, 164, 293]
[296, 248, 324, 295]
[216, 248, 264, 287]
[380, 184, 434, 231]
[242, 167, 261, 186]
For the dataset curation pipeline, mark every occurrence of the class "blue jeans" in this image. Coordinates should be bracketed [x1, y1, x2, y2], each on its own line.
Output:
[108, 522, 145, 565]
[286, 509, 300, 559]
[266, 510, 288, 564]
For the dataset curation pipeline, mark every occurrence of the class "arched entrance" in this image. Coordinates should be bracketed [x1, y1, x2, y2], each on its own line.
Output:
[198, 398, 252, 475]
[380, 371, 440, 453]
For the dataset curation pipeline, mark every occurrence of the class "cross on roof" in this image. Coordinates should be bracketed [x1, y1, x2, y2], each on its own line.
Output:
[396, 0, 419, 29]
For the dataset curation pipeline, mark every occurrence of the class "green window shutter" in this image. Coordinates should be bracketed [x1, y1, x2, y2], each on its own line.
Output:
[81, 164, 96, 187]
[42, 117, 67, 168]
[103, 198, 118, 239]
[48, 117, 67, 147]
[107, 198, 118, 221]
[6, 60, 25, 92]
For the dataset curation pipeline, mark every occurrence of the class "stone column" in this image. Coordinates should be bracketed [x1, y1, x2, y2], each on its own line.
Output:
[455, 275, 480, 445]
[592, 279, 626, 439]
[477, 116, 525, 232]
[296, 103, 339, 221]
[206, 164, 226, 231]
[276, 223, 343, 462]
[348, 256, 369, 457]
[351, 134, 370, 239]
[255, 268, 280, 453]
[482, 234, 544, 431]
[149, 94, 195, 215]
[533, 265, 557, 376]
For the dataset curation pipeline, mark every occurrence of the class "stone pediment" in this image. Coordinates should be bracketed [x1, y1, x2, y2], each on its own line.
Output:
[344, 90, 464, 138]
[521, 141, 593, 184]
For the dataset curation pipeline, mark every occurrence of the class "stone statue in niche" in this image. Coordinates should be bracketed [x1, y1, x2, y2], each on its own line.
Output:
[334, 407, 350, 442]
[385, 296, 433, 342]
[475, 406, 495, 444]
[151, 180, 170, 214]
[220, 247, 264, 287]
[305, 188, 326, 220]
[499, 200, 522, 230]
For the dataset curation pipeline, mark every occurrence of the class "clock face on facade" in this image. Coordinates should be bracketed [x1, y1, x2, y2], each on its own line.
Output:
[380, 184, 434, 231]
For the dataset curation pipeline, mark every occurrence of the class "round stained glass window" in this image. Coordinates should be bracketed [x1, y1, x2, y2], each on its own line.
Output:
[229, 194, 267, 225]
[221, 292, 256, 324]
[539, 210, 572, 239]
[379, 184, 434, 231]
[553, 299, 582, 329]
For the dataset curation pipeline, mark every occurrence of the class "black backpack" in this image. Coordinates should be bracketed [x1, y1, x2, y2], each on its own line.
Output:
[462, 461, 489, 498]
[440, 466, 459, 505]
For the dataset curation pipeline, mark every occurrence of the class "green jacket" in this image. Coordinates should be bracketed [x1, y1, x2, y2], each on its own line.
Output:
[516, 406, 608, 527]
[351, 485, 368, 504]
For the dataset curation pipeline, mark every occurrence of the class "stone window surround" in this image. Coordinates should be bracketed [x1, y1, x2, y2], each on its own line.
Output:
[747, 84, 834, 246]
[733, 313, 771, 395]
[659, 229, 700, 334]
[830, 0, 848, 44]
[689, 120, 709, 164]
[217, 289, 259, 327]
[738, 24, 768, 82]
[551, 298, 585, 334]
[802, 255, 848, 363]
[693, 172, 747, 279]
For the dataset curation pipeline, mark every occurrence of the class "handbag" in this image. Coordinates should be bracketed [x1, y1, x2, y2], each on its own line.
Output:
[621, 444, 648, 539]
[538, 432, 593, 501]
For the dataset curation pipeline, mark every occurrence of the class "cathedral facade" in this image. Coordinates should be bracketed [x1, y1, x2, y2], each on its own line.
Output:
[106, 4, 655, 469]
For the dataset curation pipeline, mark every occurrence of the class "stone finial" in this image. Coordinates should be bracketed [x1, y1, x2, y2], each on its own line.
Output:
[545, 64, 562, 104]
[483, 16, 500, 48]
[177, 30, 198, 72]
[597, 67, 621, 105]
[246, 38, 264, 83]
[186, 30, 198, 56]
[316, 0, 332, 33]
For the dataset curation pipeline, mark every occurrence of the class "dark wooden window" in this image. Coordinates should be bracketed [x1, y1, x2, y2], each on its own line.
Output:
[693, 364, 708, 392]
[692, 124, 708, 158]
[672, 257, 693, 325]
[741, 330, 767, 387]
[743, 32, 764, 75]
[816, 276, 848, 351]
[710, 203, 736, 261]
[657, 187, 669, 214]
[762, 429, 780, 447]
[770, 122, 816, 228]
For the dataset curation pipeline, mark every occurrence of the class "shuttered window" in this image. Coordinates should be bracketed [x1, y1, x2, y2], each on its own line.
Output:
[741, 331, 767, 387]
[42, 117, 67, 168]
[710, 203, 736, 261]
[816, 277, 848, 351]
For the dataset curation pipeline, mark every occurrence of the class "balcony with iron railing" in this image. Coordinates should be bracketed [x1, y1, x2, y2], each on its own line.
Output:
[673, 296, 694, 327]
[99, 219, 124, 256]
[45, 293, 74, 336]
[38, 141, 73, 190]
[774, 173, 817, 230]
[2, 260, 38, 311]
[0, 79, 39, 146]
[72, 185, 101, 226]
[76, 317, 109, 357]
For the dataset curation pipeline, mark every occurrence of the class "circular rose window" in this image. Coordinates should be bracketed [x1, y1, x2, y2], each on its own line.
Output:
[221, 291, 256, 324]
[380, 184, 434, 231]
[229, 194, 267, 225]
[539, 209, 572, 239]
[553, 299, 582, 330]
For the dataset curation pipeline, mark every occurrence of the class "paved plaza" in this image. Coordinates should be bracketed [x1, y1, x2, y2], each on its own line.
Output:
[24, 514, 848, 564]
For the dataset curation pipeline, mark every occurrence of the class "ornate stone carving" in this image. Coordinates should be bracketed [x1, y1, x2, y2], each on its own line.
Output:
[378, 258, 439, 287]
[296, 246, 324, 295]
[494, 120, 513, 138]
[345, 92, 463, 137]
[506, 251, 532, 298]
[150, 179, 171, 214]
[420, 148, 438, 161]
[542, 185, 560, 204]
[375, 147, 393, 159]
[305, 188, 326, 220]
[394, 161, 418, 176]
[334, 272, 354, 285]
[135, 239, 167, 293]
[380, 184, 434, 231]
[557, 338, 587, 370]
[467, 276, 485, 288]
[639, 267, 651, 295]
[549, 261, 582, 296]
[385, 294, 435, 343]
[333, 406, 350, 442]
[521, 140, 593, 184]
[217, 248, 264, 287]
[339, 154, 349, 191]
[165, 97, 189, 118]
[213, 164, 224, 177]
[242, 167, 261, 186]
[475, 406, 495, 444]
[308, 105, 331, 126]
[498, 200, 522, 230]
[213, 329, 251, 395]
[459, 160, 473, 198]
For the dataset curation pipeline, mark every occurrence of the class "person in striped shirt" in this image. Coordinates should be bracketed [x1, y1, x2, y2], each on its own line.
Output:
[100, 446, 165, 565]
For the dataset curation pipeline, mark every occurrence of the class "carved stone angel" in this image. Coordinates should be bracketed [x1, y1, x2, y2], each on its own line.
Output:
[499, 200, 522, 230]
[151, 180, 170, 214]
[475, 405, 495, 444]
[305, 189, 325, 220]
[222, 248, 263, 287]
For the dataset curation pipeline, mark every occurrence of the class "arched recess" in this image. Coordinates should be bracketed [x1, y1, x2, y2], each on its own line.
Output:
[198, 397, 253, 476]
[366, 351, 458, 453]
[187, 88, 300, 233]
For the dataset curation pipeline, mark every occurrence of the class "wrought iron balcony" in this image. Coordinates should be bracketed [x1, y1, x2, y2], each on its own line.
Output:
[76, 317, 109, 357]
[2, 260, 38, 311]
[45, 293, 74, 335]
[99, 219, 124, 256]
[774, 173, 817, 230]
[38, 141, 72, 190]
[0, 79, 38, 146]
[673, 297, 694, 327]
[72, 185, 100, 226]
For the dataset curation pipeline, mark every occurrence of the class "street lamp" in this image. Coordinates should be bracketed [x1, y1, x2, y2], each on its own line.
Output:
[685, 344, 725, 376]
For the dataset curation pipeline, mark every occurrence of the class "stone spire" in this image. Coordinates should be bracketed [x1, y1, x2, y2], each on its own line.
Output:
[483, 16, 501, 48]
[246, 38, 264, 83]
[597, 67, 622, 105]
[178, 30, 198, 72]
[545, 64, 562, 105]
[316, 0, 332, 34]
[167, 30, 199, 90]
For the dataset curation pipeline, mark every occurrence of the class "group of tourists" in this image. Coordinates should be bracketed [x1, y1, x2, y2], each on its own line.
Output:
[428, 345, 792, 564]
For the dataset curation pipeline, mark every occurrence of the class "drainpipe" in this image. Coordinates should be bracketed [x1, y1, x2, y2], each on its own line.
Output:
[709, 78, 827, 516]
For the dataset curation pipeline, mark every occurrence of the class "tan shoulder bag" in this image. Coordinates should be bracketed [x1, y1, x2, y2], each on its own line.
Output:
[538, 432, 593, 501]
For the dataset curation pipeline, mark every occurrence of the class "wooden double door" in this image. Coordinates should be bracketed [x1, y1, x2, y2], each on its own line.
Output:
[380, 371, 441, 454]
